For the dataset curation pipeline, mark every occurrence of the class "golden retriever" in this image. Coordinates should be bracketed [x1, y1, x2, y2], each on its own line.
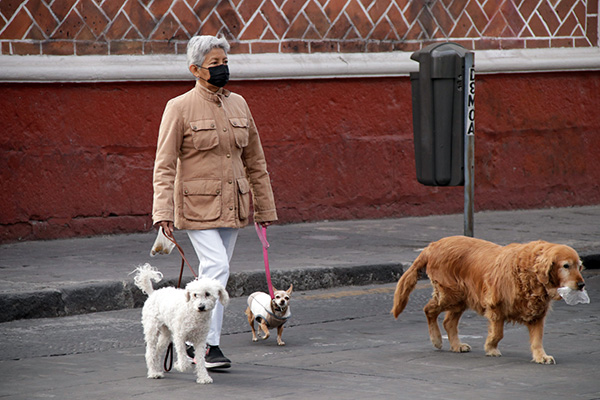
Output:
[391, 236, 585, 364]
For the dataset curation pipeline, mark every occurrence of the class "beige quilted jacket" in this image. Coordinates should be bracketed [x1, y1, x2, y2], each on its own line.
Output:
[152, 81, 277, 230]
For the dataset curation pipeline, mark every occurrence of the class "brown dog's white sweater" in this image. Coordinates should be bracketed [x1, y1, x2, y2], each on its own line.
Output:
[248, 292, 291, 328]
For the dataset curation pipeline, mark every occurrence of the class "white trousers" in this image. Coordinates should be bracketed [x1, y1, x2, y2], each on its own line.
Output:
[187, 228, 239, 346]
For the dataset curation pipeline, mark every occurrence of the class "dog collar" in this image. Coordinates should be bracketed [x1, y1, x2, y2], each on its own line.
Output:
[261, 308, 291, 329]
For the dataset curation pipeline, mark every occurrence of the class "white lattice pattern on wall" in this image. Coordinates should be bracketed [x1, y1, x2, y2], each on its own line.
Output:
[0, 0, 597, 55]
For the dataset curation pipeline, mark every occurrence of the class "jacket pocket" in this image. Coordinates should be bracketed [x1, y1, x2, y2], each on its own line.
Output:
[229, 117, 249, 148]
[237, 177, 250, 220]
[190, 119, 219, 151]
[182, 179, 222, 221]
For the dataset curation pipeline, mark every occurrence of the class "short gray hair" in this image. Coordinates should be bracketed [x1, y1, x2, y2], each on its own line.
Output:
[186, 35, 230, 68]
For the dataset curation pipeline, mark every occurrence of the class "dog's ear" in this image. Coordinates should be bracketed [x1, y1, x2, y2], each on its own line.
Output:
[533, 247, 554, 286]
[286, 284, 293, 295]
[218, 286, 229, 307]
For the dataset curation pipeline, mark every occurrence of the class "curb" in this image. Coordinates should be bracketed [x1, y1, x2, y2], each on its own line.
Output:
[0, 263, 405, 323]
[2, 251, 597, 324]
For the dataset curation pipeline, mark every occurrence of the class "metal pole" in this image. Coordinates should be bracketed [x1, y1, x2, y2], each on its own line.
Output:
[464, 53, 475, 237]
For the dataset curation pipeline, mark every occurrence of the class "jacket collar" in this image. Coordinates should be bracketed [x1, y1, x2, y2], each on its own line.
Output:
[194, 80, 231, 102]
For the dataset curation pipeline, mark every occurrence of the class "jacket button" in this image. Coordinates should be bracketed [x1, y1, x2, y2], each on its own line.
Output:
[228, 180, 233, 184]
[211, 124, 215, 128]
[226, 154, 231, 158]
[192, 126, 197, 130]
[184, 190, 188, 194]
[229, 206, 233, 210]
[216, 189, 221, 195]
[223, 128, 227, 132]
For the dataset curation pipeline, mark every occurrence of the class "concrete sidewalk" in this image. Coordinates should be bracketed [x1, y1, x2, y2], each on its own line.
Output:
[1, 206, 599, 322]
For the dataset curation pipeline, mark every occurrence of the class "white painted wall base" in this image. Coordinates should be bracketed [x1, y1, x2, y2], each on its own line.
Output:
[1, 47, 599, 83]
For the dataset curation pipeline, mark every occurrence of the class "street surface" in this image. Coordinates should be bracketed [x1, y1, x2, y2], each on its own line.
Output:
[1, 272, 599, 400]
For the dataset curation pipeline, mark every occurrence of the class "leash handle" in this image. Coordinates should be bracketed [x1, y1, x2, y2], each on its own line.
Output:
[255, 222, 274, 299]
[164, 343, 174, 372]
[254, 222, 270, 249]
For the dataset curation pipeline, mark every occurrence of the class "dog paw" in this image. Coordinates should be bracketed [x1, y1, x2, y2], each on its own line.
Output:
[147, 372, 164, 379]
[452, 343, 471, 353]
[196, 376, 213, 384]
[252, 337, 258, 342]
[277, 341, 286, 346]
[430, 338, 443, 349]
[532, 354, 555, 365]
[485, 348, 502, 357]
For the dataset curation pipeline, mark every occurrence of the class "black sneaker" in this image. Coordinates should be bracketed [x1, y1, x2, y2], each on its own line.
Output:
[204, 345, 231, 369]
[186, 344, 196, 363]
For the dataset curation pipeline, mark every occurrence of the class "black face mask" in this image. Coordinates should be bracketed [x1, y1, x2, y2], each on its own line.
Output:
[201, 64, 229, 87]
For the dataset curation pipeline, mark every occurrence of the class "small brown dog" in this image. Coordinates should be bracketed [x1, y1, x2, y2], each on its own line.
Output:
[391, 236, 586, 364]
[245, 285, 293, 346]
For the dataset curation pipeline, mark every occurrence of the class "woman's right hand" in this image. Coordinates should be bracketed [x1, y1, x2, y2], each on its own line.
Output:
[158, 221, 174, 238]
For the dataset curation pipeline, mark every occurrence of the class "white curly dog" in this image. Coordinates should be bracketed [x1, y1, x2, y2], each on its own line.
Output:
[133, 264, 229, 384]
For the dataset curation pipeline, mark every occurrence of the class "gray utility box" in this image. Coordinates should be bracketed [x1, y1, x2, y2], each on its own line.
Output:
[410, 42, 472, 186]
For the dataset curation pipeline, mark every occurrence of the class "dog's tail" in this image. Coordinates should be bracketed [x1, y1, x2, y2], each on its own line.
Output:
[391, 248, 428, 319]
[131, 263, 163, 296]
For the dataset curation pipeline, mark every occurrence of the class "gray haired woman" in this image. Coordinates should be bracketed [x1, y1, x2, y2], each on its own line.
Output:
[152, 35, 278, 369]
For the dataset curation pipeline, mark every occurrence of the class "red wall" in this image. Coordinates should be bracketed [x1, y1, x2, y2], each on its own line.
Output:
[1, 72, 599, 242]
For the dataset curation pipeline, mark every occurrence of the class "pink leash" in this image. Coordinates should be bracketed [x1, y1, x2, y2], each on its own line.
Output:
[255, 222, 274, 299]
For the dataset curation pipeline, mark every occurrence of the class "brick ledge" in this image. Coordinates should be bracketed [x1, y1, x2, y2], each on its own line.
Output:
[1, 48, 599, 82]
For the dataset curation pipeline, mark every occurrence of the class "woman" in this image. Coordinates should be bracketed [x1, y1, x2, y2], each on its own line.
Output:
[152, 35, 277, 369]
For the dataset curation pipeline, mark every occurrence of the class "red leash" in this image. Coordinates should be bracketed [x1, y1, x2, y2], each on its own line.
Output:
[164, 233, 198, 284]
[255, 222, 274, 299]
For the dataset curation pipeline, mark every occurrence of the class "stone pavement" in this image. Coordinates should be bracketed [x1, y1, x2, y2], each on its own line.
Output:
[0, 206, 599, 322]
[0, 274, 599, 400]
